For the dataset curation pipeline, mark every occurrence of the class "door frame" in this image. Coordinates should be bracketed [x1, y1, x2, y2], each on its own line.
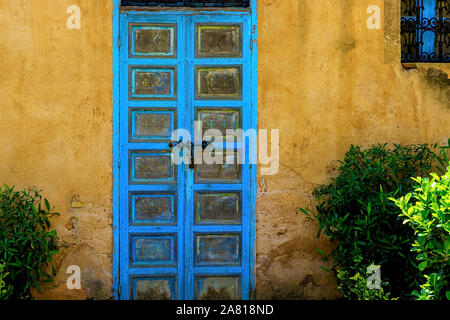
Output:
[112, 0, 258, 300]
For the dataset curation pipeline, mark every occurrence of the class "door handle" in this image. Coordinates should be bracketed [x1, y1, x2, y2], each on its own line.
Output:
[169, 137, 183, 149]
[188, 141, 214, 169]
[169, 139, 213, 169]
[189, 142, 195, 169]
[201, 140, 213, 150]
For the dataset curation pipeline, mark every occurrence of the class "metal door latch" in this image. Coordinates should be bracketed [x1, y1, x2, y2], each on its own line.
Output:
[188, 140, 213, 169]
[169, 137, 183, 149]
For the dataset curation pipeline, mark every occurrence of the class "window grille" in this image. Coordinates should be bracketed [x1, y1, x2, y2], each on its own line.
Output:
[401, 0, 450, 62]
[121, 0, 250, 7]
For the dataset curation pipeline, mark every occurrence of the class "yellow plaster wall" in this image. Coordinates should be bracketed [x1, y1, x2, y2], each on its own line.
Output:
[0, 0, 448, 299]
[0, 0, 114, 299]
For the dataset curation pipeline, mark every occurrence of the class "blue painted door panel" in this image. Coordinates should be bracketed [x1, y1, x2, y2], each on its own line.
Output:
[118, 10, 254, 300]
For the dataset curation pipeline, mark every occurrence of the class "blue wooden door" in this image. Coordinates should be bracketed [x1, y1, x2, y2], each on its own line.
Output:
[118, 10, 255, 300]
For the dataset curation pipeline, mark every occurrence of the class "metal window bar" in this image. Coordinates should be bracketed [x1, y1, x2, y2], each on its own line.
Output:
[401, 0, 450, 62]
[121, 0, 250, 7]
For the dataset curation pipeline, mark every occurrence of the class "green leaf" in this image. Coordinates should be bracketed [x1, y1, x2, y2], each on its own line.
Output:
[299, 207, 311, 215]
[404, 193, 412, 205]
[46, 230, 57, 237]
[320, 266, 330, 273]
[446, 291, 450, 300]
[9, 262, 22, 268]
[44, 199, 50, 211]
[445, 237, 450, 252]
[418, 261, 427, 271]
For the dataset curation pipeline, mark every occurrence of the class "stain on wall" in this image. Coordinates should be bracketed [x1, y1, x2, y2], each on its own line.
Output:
[0, 0, 448, 300]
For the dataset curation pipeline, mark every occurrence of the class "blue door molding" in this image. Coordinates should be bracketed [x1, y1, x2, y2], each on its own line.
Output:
[112, 0, 258, 300]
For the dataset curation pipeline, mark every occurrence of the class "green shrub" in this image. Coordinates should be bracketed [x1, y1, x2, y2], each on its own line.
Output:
[301, 142, 449, 299]
[0, 185, 60, 300]
[391, 165, 450, 300]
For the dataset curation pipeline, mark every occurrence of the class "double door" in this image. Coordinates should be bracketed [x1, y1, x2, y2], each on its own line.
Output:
[118, 11, 255, 300]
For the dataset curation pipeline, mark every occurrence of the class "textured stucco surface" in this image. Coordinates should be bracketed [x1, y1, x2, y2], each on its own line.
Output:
[0, 0, 449, 300]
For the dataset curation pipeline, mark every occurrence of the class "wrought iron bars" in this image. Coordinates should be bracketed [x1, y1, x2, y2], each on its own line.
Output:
[121, 0, 250, 7]
[401, 0, 450, 62]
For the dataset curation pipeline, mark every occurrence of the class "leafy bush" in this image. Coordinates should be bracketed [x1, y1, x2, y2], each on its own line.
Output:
[0, 185, 60, 300]
[301, 142, 449, 299]
[392, 165, 450, 300]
